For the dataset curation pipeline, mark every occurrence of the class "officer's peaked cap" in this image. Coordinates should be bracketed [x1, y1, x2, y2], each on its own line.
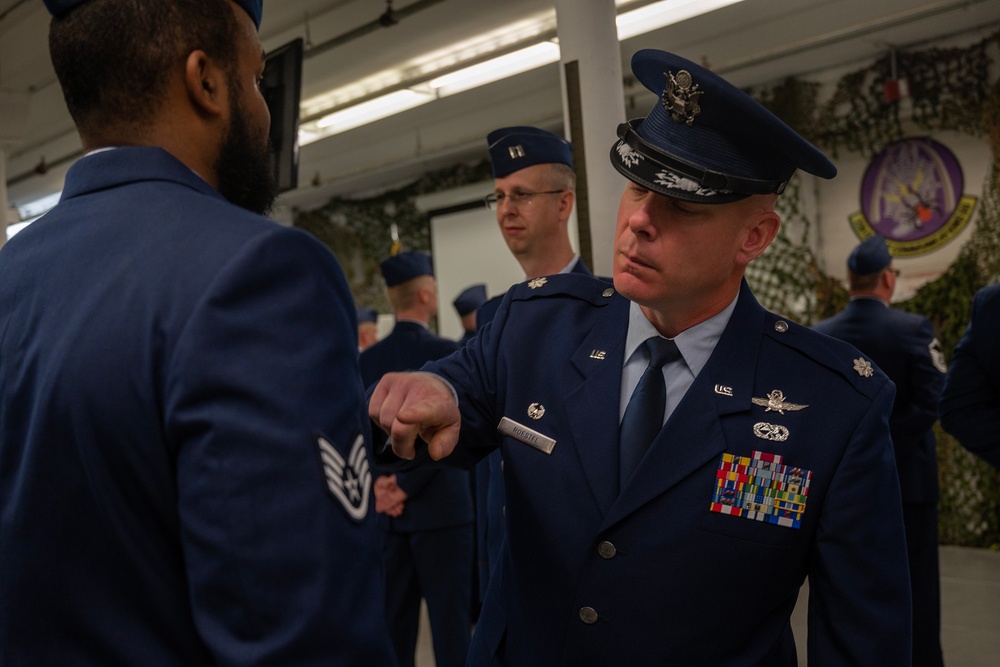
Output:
[610, 49, 836, 204]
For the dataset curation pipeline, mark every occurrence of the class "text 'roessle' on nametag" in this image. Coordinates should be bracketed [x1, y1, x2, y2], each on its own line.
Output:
[497, 417, 556, 455]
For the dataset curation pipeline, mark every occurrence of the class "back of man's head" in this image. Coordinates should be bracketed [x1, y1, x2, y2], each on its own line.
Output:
[48, 0, 240, 140]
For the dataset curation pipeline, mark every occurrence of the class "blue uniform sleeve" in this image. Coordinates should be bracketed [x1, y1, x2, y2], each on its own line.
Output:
[806, 379, 912, 665]
[165, 228, 393, 665]
[940, 288, 1000, 469]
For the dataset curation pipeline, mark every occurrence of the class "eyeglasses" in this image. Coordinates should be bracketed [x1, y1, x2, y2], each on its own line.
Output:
[888, 268, 901, 277]
[484, 189, 565, 211]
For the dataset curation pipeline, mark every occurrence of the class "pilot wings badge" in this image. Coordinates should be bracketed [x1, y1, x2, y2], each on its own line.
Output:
[751, 389, 808, 415]
[317, 432, 371, 522]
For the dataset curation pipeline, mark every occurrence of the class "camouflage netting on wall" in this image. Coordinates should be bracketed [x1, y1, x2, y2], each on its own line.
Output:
[747, 29, 1000, 548]
[296, 29, 1000, 548]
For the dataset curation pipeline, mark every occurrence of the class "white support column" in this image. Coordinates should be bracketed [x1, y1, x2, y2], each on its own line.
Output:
[1, 149, 9, 250]
[554, 0, 625, 277]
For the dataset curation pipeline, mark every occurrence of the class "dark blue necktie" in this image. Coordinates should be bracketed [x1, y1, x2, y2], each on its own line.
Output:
[620, 336, 681, 486]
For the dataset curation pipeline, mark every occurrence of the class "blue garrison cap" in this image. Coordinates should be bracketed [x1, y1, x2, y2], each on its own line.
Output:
[356, 306, 378, 324]
[487, 126, 573, 178]
[380, 251, 434, 287]
[453, 284, 487, 316]
[43, 0, 264, 30]
[610, 49, 836, 204]
[847, 235, 892, 274]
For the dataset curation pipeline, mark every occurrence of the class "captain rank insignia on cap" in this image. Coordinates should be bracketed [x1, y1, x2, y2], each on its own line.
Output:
[710, 451, 812, 529]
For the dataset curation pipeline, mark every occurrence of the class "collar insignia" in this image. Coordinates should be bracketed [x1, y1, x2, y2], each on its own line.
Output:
[528, 276, 548, 289]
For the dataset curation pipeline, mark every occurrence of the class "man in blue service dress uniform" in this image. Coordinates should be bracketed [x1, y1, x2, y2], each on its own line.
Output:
[0, 1, 394, 665]
[941, 281, 1000, 469]
[473, 126, 594, 608]
[814, 235, 947, 667]
[370, 50, 911, 666]
[361, 252, 473, 667]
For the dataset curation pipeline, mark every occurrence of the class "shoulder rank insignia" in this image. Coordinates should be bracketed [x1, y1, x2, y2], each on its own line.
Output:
[752, 389, 808, 414]
[853, 357, 874, 378]
[317, 432, 371, 522]
[528, 277, 548, 289]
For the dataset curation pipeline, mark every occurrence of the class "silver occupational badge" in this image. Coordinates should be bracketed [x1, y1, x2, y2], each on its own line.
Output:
[528, 277, 548, 289]
[662, 69, 703, 126]
[317, 433, 371, 522]
[752, 389, 808, 414]
[753, 422, 790, 442]
[527, 403, 545, 420]
[853, 357, 874, 378]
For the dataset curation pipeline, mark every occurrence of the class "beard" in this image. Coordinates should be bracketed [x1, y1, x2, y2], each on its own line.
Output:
[215, 90, 278, 216]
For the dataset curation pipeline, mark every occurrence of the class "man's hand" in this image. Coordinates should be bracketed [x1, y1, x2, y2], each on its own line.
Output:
[369, 372, 461, 460]
[374, 474, 407, 517]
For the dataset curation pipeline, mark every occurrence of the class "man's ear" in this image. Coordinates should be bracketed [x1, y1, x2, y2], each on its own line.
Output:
[558, 189, 576, 220]
[184, 50, 226, 117]
[739, 208, 781, 265]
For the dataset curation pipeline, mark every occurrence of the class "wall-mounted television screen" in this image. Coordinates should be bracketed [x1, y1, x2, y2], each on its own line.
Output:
[262, 38, 304, 193]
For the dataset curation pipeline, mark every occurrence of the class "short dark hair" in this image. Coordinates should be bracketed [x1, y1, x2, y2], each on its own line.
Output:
[49, 0, 240, 136]
[848, 268, 884, 292]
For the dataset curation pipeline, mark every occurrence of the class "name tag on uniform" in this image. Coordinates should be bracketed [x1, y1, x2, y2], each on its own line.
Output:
[497, 417, 556, 455]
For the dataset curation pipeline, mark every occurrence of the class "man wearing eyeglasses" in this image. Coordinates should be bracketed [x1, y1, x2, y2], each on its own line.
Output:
[813, 234, 947, 667]
[472, 126, 593, 615]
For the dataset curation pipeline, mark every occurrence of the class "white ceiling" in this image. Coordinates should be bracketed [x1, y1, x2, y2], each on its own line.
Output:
[2, 0, 998, 219]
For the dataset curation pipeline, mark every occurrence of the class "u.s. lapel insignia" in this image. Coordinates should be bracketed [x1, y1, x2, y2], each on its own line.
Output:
[317, 432, 371, 522]
[714, 384, 734, 397]
[527, 402, 545, 420]
[589, 350, 607, 360]
[853, 357, 874, 378]
[751, 389, 808, 414]
[753, 422, 789, 442]
[528, 277, 548, 289]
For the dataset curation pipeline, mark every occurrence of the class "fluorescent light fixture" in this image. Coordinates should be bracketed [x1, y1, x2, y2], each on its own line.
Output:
[305, 89, 434, 143]
[297, 0, 745, 145]
[617, 0, 745, 41]
[426, 41, 560, 97]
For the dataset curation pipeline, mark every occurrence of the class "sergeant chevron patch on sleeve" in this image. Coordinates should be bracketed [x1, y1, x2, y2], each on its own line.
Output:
[316, 432, 371, 522]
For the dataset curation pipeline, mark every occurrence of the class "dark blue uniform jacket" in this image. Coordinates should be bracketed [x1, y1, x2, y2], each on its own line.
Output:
[0, 147, 394, 666]
[421, 274, 911, 666]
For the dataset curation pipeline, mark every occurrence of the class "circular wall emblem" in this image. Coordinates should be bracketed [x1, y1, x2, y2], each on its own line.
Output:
[848, 137, 977, 258]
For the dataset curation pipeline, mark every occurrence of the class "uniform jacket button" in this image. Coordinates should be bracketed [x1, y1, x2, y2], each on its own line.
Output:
[579, 607, 599, 624]
[597, 541, 617, 559]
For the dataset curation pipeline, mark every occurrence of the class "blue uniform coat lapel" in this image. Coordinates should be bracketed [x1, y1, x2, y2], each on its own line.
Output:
[564, 294, 630, 515]
[602, 281, 765, 529]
